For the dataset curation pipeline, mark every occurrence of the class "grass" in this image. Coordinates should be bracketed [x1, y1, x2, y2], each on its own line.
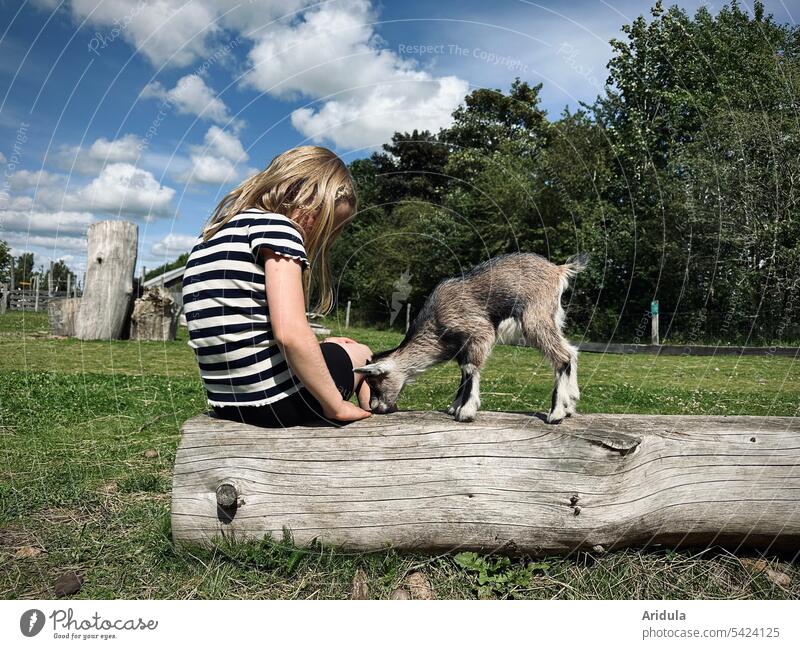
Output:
[1, 310, 798, 599]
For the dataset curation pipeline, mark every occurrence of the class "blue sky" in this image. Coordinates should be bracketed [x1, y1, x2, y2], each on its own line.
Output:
[0, 0, 797, 278]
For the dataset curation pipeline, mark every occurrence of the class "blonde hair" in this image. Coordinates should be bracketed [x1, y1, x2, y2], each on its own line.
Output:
[202, 145, 355, 314]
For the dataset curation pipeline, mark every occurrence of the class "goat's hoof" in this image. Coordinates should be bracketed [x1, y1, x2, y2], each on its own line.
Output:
[446, 405, 456, 415]
[454, 407, 477, 423]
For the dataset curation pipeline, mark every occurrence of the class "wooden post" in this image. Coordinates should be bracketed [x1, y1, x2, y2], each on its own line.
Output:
[171, 411, 800, 553]
[130, 286, 180, 341]
[405, 302, 411, 332]
[48, 298, 81, 336]
[66, 273, 71, 298]
[651, 300, 660, 346]
[33, 275, 39, 312]
[48, 261, 54, 296]
[0, 283, 7, 315]
[345, 300, 351, 329]
[76, 220, 138, 340]
[9, 258, 14, 291]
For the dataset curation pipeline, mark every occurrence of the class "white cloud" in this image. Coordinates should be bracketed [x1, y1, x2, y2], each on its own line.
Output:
[68, 163, 175, 219]
[2, 232, 88, 254]
[72, 0, 220, 67]
[202, 125, 247, 162]
[243, 0, 468, 149]
[177, 155, 239, 185]
[291, 77, 468, 149]
[176, 126, 252, 185]
[151, 233, 197, 257]
[55, 0, 318, 67]
[7, 169, 66, 192]
[0, 210, 95, 236]
[55, 134, 143, 175]
[142, 74, 237, 126]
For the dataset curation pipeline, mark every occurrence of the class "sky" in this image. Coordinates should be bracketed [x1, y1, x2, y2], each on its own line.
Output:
[0, 0, 797, 279]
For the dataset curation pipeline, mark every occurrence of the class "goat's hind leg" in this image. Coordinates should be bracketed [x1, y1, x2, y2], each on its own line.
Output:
[522, 316, 577, 424]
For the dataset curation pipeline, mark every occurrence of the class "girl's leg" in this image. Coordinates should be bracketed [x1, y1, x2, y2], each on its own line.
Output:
[321, 337, 373, 393]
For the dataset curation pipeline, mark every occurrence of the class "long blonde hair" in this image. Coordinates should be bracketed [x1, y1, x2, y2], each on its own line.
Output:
[203, 146, 355, 314]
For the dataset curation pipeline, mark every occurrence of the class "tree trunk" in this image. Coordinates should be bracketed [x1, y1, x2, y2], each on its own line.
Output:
[171, 411, 800, 554]
[76, 220, 138, 340]
[48, 298, 81, 337]
[130, 286, 180, 341]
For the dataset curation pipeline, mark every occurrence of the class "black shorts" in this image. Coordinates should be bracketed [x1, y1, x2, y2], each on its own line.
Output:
[212, 342, 355, 428]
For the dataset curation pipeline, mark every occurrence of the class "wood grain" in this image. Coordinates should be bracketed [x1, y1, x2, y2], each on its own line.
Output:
[171, 411, 800, 554]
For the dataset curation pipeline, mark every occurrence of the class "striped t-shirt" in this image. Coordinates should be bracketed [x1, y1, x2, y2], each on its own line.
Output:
[183, 210, 309, 407]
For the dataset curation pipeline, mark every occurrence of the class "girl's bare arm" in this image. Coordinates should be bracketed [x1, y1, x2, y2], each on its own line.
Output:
[263, 251, 370, 422]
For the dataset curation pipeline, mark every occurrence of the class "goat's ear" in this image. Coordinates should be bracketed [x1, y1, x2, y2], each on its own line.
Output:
[353, 359, 394, 376]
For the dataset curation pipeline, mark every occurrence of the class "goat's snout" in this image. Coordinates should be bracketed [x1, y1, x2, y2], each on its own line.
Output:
[370, 400, 398, 414]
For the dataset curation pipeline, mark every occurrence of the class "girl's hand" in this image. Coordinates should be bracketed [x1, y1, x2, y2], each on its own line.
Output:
[324, 400, 372, 422]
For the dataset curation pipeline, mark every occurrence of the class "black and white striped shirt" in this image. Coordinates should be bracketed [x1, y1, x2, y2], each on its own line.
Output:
[183, 210, 309, 407]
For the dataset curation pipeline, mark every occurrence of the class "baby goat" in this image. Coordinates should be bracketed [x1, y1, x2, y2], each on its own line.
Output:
[354, 252, 588, 423]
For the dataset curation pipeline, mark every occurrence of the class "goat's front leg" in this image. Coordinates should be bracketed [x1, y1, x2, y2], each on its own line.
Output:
[447, 367, 469, 415]
[453, 363, 481, 422]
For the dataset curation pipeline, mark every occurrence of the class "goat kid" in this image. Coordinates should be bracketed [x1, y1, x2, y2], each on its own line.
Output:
[354, 252, 588, 423]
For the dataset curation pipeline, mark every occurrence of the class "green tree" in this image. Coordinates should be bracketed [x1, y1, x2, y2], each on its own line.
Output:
[0, 240, 11, 284]
[13, 252, 34, 287]
[145, 252, 189, 281]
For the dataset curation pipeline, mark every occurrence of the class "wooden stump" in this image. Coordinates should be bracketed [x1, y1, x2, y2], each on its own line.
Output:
[130, 286, 180, 341]
[171, 411, 800, 554]
[48, 298, 81, 336]
[76, 220, 138, 340]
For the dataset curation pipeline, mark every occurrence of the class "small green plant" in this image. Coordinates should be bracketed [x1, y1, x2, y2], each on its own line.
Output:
[454, 552, 549, 599]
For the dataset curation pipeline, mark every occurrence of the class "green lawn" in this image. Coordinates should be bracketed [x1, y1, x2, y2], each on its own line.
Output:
[1, 311, 798, 599]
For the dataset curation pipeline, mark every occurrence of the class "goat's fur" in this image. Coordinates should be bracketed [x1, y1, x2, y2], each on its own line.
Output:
[354, 252, 588, 423]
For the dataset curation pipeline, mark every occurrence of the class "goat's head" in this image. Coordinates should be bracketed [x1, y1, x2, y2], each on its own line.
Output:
[353, 355, 406, 414]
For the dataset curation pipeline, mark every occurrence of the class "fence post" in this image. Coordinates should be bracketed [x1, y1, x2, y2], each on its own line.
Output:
[66, 273, 71, 297]
[345, 300, 351, 329]
[0, 283, 7, 315]
[9, 258, 14, 291]
[48, 261, 54, 296]
[33, 275, 40, 312]
[405, 302, 411, 333]
[651, 300, 660, 346]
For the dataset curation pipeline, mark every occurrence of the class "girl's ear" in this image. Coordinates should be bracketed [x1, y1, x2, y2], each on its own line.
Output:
[353, 359, 395, 376]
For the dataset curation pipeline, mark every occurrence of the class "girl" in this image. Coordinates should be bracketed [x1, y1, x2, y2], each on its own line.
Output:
[183, 146, 373, 426]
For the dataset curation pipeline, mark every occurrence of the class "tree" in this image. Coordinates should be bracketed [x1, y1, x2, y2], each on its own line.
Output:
[43, 259, 75, 292]
[0, 240, 11, 284]
[369, 130, 450, 209]
[145, 252, 189, 282]
[13, 252, 34, 287]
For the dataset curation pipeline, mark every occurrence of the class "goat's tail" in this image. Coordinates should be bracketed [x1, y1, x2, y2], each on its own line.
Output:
[561, 252, 589, 279]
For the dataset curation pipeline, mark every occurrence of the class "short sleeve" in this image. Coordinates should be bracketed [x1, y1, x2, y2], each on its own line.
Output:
[247, 213, 309, 269]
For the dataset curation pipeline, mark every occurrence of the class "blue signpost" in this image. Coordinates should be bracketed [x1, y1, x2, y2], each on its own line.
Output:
[651, 300, 660, 345]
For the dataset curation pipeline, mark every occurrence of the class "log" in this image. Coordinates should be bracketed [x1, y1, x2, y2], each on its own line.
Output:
[171, 411, 800, 554]
[130, 286, 180, 341]
[48, 297, 81, 336]
[76, 220, 138, 340]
